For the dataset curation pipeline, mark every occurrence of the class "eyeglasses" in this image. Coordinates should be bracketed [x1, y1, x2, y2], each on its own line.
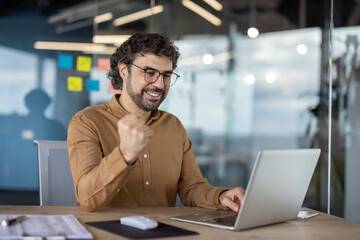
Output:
[130, 63, 180, 86]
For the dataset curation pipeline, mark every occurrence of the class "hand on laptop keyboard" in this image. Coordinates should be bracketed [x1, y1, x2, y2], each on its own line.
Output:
[219, 187, 245, 212]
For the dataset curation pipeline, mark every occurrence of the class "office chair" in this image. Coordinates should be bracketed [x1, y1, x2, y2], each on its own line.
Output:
[34, 140, 76, 206]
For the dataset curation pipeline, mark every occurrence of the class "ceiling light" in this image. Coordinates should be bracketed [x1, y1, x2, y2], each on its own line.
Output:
[247, 27, 259, 38]
[92, 35, 130, 44]
[94, 12, 113, 24]
[82, 47, 117, 55]
[265, 73, 276, 83]
[297, 44, 308, 54]
[34, 41, 108, 53]
[182, 0, 222, 26]
[113, 5, 164, 27]
[245, 74, 256, 85]
[202, 54, 214, 64]
[203, 0, 223, 11]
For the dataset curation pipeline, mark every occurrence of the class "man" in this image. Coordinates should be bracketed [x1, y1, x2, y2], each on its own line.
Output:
[67, 32, 244, 212]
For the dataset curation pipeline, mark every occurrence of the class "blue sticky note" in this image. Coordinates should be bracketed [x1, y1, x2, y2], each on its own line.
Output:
[87, 79, 100, 91]
[58, 54, 73, 69]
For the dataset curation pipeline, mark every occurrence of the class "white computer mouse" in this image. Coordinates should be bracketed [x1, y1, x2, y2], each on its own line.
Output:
[120, 216, 158, 230]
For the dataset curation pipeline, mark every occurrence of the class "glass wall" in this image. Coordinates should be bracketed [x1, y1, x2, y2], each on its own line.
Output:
[162, 28, 322, 192]
[0, 0, 359, 222]
[332, 26, 360, 221]
[0, 47, 63, 201]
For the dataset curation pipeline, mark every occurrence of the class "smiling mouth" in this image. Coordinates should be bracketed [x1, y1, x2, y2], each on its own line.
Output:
[145, 90, 161, 97]
[143, 88, 165, 100]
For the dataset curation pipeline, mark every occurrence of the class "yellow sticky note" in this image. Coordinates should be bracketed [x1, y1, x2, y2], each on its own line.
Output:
[68, 76, 83, 92]
[77, 56, 92, 72]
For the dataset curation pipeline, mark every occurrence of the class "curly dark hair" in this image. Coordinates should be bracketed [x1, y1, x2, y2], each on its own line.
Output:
[107, 32, 180, 90]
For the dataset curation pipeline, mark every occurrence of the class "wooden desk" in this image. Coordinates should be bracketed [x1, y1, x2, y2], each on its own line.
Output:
[0, 206, 359, 239]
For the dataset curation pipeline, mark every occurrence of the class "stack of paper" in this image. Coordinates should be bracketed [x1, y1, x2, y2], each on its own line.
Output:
[0, 214, 93, 239]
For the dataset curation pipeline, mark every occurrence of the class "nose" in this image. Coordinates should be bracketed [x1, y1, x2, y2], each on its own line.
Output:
[151, 74, 165, 89]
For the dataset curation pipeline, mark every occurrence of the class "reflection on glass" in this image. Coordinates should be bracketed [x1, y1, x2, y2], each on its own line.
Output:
[0, 47, 62, 204]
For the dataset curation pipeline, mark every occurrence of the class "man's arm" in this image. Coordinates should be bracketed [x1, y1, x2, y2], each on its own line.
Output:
[67, 115, 134, 212]
[68, 112, 152, 212]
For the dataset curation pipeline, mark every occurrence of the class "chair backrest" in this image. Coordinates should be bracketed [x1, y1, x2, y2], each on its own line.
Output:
[34, 140, 76, 206]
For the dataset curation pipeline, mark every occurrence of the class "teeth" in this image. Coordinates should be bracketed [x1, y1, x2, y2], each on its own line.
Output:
[146, 91, 160, 97]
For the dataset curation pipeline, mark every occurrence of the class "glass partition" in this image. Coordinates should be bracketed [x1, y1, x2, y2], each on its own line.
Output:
[332, 26, 360, 221]
[162, 29, 322, 194]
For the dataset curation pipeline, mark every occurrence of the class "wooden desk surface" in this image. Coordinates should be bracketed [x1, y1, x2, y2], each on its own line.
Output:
[0, 206, 359, 240]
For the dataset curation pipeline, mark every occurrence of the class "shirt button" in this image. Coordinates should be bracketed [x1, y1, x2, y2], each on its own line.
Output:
[144, 154, 148, 158]
[117, 188, 120, 192]
[145, 181, 150, 186]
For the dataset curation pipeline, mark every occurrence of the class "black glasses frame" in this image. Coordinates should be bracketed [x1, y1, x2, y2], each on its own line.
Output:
[130, 63, 180, 86]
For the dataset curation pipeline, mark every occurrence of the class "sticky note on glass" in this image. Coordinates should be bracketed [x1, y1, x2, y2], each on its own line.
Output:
[98, 58, 110, 72]
[68, 76, 83, 92]
[108, 81, 122, 94]
[58, 54, 73, 69]
[77, 56, 92, 72]
[87, 79, 100, 91]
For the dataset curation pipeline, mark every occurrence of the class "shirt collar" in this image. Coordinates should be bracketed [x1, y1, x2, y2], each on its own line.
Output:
[109, 94, 161, 122]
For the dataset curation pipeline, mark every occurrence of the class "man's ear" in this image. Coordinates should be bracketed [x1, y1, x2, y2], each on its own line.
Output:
[118, 62, 128, 81]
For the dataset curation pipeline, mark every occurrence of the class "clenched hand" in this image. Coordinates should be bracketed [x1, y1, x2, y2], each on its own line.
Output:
[117, 114, 153, 165]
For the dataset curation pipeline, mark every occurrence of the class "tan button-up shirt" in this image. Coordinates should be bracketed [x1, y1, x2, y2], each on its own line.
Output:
[67, 94, 228, 212]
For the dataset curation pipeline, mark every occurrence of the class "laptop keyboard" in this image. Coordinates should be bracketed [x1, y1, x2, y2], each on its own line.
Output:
[202, 214, 238, 227]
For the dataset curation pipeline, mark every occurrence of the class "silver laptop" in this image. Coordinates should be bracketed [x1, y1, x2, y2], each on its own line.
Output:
[171, 148, 321, 231]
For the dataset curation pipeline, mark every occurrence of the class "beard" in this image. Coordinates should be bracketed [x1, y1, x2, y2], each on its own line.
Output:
[126, 75, 166, 112]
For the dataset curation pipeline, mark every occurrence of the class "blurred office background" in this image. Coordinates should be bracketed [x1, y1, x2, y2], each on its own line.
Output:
[0, 0, 359, 222]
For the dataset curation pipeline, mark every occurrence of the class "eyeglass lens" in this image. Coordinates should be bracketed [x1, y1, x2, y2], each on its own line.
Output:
[144, 69, 177, 86]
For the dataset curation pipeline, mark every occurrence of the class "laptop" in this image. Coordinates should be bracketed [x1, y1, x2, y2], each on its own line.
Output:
[171, 148, 321, 231]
